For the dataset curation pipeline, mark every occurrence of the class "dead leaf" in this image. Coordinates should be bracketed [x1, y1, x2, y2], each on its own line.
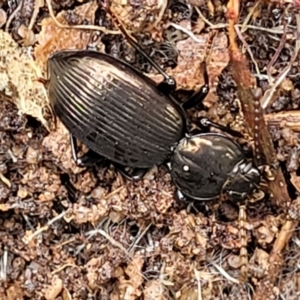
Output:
[34, 1, 100, 68]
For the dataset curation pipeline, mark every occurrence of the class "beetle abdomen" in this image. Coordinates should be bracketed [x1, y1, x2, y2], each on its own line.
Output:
[48, 50, 186, 168]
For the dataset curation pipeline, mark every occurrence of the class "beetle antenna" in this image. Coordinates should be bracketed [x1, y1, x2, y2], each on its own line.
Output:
[238, 204, 249, 283]
[104, 2, 176, 88]
[198, 117, 243, 138]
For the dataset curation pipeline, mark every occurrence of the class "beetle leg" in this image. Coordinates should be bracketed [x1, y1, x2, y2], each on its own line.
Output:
[182, 62, 209, 110]
[76, 150, 105, 167]
[175, 189, 187, 202]
[238, 204, 249, 283]
[70, 135, 104, 167]
[157, 80, 176, 95]
[117, 166, 149, 181]
[60, 173, 78, 202]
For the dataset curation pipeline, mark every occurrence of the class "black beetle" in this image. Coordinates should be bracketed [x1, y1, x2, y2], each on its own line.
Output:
[170, 132, 261, 201]
[47, 45, 261, 202]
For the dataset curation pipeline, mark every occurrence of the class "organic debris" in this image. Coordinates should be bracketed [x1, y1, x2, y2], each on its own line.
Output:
[1, 0, 300, 299]
[0, 30, 48, 127]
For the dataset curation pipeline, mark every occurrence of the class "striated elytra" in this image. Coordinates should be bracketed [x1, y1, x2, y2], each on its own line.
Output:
[47, 49, 261, 202]
[48, 50, 187, 169]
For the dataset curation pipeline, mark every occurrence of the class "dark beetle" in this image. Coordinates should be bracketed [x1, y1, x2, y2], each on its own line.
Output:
[170, 133, 261, 200]
[47, 49, 261, 202]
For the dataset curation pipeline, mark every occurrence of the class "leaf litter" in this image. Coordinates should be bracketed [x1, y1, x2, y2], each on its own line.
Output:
[1, 0, 300, 299]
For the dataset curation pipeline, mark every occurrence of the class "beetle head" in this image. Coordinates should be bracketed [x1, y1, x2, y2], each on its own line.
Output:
[222, 160, 261, 201]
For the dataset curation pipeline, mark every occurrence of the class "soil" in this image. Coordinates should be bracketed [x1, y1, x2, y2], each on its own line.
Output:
[1, 0, 300, 299]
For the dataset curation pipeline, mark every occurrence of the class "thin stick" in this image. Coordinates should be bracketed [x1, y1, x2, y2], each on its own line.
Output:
[5, 0, 23, 32]
[266, 24, 287, 84]
[195, 6, 296, 35]
[261, 14, 300, 109]
[167, 22, 207, 43]
[235, 25, 260, 75]
[44, 0, 120, 35]
[22, 211, 67, 244]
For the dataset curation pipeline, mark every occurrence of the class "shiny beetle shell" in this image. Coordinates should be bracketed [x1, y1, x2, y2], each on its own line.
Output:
[48, 50, 187, 168]
[170, 133, 261, 201]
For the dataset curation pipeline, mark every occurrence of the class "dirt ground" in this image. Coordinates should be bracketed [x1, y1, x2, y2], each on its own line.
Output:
[1, 0, 300, 299]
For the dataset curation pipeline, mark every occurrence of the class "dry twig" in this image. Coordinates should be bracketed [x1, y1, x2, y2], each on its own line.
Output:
[5, 0, 23, 32]
[227, 0, 291, 209]
[44, 0, 120, 35]
[22, 211, 67, 244]
[264, 110, 300, 131]
[261, 14, 300, 109]
[226, 1, 297, 298]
